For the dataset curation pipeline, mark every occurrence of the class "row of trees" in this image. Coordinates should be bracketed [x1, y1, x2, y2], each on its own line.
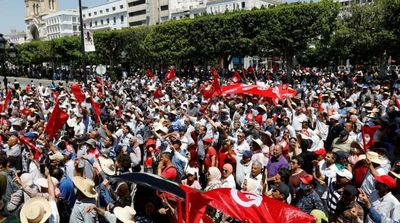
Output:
[12, 0, 400, 74]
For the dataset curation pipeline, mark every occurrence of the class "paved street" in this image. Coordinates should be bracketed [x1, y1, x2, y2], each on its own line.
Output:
[6, 76, 76, 87]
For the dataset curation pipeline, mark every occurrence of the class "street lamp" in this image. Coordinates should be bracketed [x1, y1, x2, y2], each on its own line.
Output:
[0, 33, 17, 90]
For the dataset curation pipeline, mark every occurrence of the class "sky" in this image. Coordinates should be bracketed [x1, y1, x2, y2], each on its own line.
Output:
[0, 0, 106, 34]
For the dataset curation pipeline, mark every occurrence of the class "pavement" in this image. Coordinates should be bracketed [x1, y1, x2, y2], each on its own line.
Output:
[5, 76, 76, 87]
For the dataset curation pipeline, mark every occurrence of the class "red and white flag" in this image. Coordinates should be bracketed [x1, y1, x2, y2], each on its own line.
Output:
[70, 84, 85, 104]
[45, 99, 69, 140]
[203, 188, 315, 223]
[361, 125, 381, 151]
[231, 71, 242, 83]
[164, 68, 176, 81]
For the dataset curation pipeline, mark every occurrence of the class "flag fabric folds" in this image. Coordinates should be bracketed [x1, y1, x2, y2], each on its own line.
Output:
[45, 100, 69, 140]
[90, 98, 101, 122]
[361, 125, 381, 151]
[231, 71, 242, 83]
[203, 188, 315, 223]
[164, 68, 176, 81]
[70, 84, 85, 104]
[146, 68, 154, 79]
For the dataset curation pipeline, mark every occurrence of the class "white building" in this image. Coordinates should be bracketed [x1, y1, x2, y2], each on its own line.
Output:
[127, 0, 170, 27]
[82, 0, 129, 31]
[43, 9, 80, 40]
[206, 0, 278, 14]
[170, 0, 207, 20]
[5, 30, 27, 45]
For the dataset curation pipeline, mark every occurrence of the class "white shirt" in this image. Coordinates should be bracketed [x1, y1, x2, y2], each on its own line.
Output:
[361, 166, 388, 196]
[49, 200, 60, 223]
[74, 122, 85, 136]
[233, 140, 250, 158]
[320, 161, 339, 180]
[369, 191, 400, 223]
[292, 113, 308, 131]
[221, 174, 236, 189]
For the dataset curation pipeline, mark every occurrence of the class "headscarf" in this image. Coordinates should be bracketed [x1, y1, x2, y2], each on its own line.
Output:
[223, 163, 233, 175]
[242, 177, 258, 194]
[206, 167, 222, 191]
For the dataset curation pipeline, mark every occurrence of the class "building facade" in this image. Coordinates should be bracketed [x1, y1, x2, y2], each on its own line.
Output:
[82, 0, 129, 31]
[25, 0, 59, 40]
[5, 30, 27, 45]
[206, 0, 278, 14]
[42, 9, 80, 40]
[127, 0, 170, 27]
[170, 0, 207, 20]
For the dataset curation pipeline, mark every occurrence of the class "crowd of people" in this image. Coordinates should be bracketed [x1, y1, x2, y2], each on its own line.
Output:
[0, 67, 399, 223]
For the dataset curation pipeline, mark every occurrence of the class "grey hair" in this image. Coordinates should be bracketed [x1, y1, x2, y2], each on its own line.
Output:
[252, 161, 263, 169]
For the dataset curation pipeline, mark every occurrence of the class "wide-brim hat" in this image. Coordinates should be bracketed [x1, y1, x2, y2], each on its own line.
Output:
[252, 138, 263, 147]
[359, 151, 384, 165]
[98, 156, 116, 176]
[20, 197, 52, 223]
[72, 176, 98, 198]
[36, 177, 59, 189]
[114, 206, 136, 223]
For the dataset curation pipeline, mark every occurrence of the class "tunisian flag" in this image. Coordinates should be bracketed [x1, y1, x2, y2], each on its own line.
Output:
[2, 89, 12, 112]
[70, 84, 85, 104]
[90, 98, 101, 122]
[146, 68, 154, 79]
[361, 125, 381, 151]
[201, 78, 222, 99]
[203, 188, 315, 223]
[153, 88, 164, 98]
[231, 71, 242, 83]
[164, 68, 176, 81]
[45, 100, 69, 140]
[179, 185, 210, 223]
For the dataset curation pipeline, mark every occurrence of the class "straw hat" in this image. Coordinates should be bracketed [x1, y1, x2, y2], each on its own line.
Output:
[114, 206, 136, 223]
[359, 151, 384, 165]
[20, 197, 52, 223]
[98, 156, 116, 176]
[72, 176, 98, 198]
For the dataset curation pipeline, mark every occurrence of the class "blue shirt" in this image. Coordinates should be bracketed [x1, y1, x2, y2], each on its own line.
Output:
[59, 176, 76, 209]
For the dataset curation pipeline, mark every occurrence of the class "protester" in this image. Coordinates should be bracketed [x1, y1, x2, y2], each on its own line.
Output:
[0, 66, 399, 223]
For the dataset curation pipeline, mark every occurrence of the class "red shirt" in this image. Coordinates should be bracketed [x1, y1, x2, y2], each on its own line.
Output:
[218, 149, 236, 171]
[161, 164, 177, 181]
[204, 147, 217, 171]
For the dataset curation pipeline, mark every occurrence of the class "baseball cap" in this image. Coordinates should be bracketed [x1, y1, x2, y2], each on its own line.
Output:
[336, 169, 353, 180]
[374, 175, 397, 189]
[299, 174, 314, 185]
[314, 148, 327, 157]
[243, 150, 253, 158]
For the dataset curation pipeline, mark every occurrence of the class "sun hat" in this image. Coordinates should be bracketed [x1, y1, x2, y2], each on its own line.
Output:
[359, 151, 384, 165]
[252, 138, 264, 147]
[72, 176, 98, 198]
[98, 156, 116, 176]
[20, 197, 52, 223]
[20, 173, 33, 186]
[114, 206, 136, 223]
[336, 169, 353, 180]
[85, 139, 97, 148]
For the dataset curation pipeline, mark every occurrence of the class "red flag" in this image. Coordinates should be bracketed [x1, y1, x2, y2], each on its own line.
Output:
[153, 88, 164, 98]
[361, 125, 381, 151]
[231, 71, 242, 83]
[19, 137, 40, 154]
[396, 98, 400, 109]
[204, 188, 315, 223]
[179, 185, 210, 223]
[25, 84, 31, 93]
[211, 67, 219, 80]
[117, 105, 123, 119]
[52, 89, 59, 99]
[45, 100, 69, 140]
[201, 78, 222, 99]
[90, 98, 101, 122]
[70, 84, 85, 104]
[3, 89, 12, 112]
[146, 68, 154, 79]
[164, 68, 176, 81]
[241, 68, 247, 77]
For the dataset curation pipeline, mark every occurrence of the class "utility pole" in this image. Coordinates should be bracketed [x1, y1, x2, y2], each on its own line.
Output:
[78, 0, 87, 85]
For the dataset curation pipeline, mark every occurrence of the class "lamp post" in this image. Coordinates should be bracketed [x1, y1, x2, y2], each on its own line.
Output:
[78, 0, 87, 85]
[0, 34, 17, 90]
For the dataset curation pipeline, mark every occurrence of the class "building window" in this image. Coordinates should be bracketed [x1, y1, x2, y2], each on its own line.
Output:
[90, 22, 92, 27]
[100, 10, 103, 14]
[72, 17, 77, 22]
[101, 19, 103, 25]
[112, 7, 116, 11]
[73, 25, 78, 31]
[128, 10, 146, 17]
[113, 17, 116, 24]
[129, 20, 145, 26]
[106, 8, 109, 12]
[120, 5, 123, 9]
[88, 13, 91, 16]
[95, 21, 98, 26]
[83, 14, 86, 18]
[161, 5, 168, 11]
[241, 2, 245, 8]
[121, 15, 124, 23]
[128, 0, 145, 7]
[107, 18, 110, 24]
[94, 11, 97, 15]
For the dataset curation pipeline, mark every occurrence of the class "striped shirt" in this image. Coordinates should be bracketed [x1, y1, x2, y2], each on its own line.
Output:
[326, 178, 343, 215]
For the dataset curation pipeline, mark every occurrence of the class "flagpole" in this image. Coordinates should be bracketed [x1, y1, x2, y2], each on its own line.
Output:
[78, 0, 87, 85]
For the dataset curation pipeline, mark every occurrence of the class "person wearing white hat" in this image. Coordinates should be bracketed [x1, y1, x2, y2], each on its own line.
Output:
[19, 168, 60, 223]
[70, 176, 98, 223]
[84, 205, 136, 223]
[359, 151, 388, 197]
